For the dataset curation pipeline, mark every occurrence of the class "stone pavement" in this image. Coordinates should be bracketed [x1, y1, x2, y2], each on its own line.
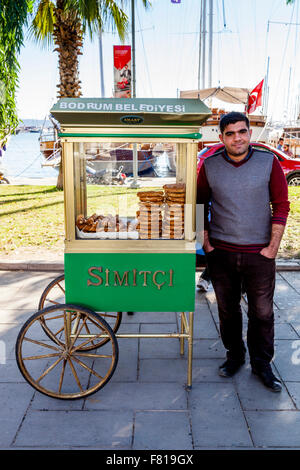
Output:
[0, 267, 300, 450]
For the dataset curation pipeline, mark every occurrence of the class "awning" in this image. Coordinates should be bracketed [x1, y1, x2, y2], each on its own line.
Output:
[180, 87, 250, 105]
[50, 98, 212, 128]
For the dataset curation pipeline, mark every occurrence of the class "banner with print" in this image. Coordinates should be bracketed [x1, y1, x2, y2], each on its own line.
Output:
[113, 45, 132, 98]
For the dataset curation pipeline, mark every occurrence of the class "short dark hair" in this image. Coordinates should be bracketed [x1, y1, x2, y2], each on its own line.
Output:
[219, 111, 250, 134]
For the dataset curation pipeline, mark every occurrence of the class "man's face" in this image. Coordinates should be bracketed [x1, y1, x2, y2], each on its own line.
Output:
[219, 121, 252, 159]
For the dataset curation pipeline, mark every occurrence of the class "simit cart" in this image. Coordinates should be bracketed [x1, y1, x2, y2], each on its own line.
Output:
[15, 98, 211, 399]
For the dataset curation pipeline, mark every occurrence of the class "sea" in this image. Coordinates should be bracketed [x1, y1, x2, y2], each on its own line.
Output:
[0, 132, 57, 182]
[0, 132, 175, 184]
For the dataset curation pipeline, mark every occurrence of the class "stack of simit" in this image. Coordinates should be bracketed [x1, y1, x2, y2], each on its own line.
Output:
[136, 191, 164, 239]
[162, 183, 185, 239]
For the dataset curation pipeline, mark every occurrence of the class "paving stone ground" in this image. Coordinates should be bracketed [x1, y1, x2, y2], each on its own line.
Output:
[0, 269, 300, 450]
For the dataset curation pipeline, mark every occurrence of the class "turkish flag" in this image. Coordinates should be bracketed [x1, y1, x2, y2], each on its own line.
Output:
[247, 79, 264, 114]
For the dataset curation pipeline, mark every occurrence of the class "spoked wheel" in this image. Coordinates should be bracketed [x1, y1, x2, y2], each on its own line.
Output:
[39, 274, 122, 348]
[0, 177, 9, 184]
[16, 304, 119, 400]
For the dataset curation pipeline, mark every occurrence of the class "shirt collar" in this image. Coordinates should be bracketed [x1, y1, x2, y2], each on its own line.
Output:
[222, 145, 253, 163]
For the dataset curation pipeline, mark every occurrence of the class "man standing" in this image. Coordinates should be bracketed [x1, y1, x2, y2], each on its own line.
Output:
[197, 112, 290, 392]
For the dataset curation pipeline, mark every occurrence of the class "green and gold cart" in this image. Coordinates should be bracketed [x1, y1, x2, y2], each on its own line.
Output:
[15, 98, 211, 399]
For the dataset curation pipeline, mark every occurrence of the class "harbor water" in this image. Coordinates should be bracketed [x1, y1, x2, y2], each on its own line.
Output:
[0, 133, 175, 183]
[1, 133, 57, 181]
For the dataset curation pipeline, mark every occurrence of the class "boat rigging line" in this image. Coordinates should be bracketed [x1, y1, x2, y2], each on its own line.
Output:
[13, 152, 44, 178]
[266, 1, 297, 121]
[222, 0, 226, 28]
[137, 5, 153, 98]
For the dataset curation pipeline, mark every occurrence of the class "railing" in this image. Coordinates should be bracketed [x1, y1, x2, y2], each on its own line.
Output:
[39, 132, 56, 143]
[41, 147, 61, 167]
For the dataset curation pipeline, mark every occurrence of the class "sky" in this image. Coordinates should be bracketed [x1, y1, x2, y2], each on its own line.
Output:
[16, 0, 300, 123]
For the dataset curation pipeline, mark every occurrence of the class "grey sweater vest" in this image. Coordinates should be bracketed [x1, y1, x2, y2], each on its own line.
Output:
[204, 150, 274, 245]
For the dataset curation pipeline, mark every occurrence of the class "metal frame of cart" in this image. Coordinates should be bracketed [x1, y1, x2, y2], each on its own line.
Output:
[15, 98, 211, 399]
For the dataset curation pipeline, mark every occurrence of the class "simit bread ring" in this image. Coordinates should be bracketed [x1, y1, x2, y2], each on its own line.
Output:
[163, 183, 186, 192]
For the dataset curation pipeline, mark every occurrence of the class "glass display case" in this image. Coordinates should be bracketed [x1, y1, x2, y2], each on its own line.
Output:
[73, 141, 194, 242]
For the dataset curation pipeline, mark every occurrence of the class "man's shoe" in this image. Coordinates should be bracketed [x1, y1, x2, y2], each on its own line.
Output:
[252, 364, 282, 392]
[197, 278, 210, 292]
[219, 359, 245, 378]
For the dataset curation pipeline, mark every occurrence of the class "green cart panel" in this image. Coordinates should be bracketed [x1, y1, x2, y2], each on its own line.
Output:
[65, 252, 195, 312]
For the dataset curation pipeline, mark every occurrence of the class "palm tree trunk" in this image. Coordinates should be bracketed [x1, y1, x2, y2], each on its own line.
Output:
[53, 1, 83, 189]
[54, 1, 83, 98]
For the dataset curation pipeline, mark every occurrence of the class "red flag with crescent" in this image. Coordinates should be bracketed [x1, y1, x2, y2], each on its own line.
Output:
[247, 79, 264, 114]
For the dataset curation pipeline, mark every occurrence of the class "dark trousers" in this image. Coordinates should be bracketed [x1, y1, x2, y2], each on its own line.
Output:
[206, 249, 276, 369]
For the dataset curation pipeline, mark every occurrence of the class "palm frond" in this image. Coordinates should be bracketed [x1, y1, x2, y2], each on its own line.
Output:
[28, 0, 55, 48]
[99, 1, 129, 41]
[62, 0, 128, 41]
[139, 0, 152, 9]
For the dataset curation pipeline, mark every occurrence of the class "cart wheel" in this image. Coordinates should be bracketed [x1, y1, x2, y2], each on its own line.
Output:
[16, 304, 118, 400]
[39, 274, 122, 348]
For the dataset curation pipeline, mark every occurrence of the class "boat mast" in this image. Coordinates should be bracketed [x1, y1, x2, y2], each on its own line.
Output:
[198, 0, 213, 91]
[197, 0, 203, 90]
[201, 0, 207, 89]
[99, 31, 105, 97]
[131, 0, 136, 98]
[208, 0, 213, 88]
[286, 65, 292, 122]
[263, 56, 270, 116]
[131, 0, 139, 188]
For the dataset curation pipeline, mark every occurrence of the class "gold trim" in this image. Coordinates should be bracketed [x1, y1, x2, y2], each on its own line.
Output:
[62, 137, 199, 144]
[185, 143, 198, 241]
[67, 310, 195, 389]
[64, 240, 196, 254]
[187, 311, 194, 388]
[61, 126, 201, 134]
[63, 143, 75, 242]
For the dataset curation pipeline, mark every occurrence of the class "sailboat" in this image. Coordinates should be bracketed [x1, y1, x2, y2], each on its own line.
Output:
[39, 115, 61, 170]
[179, 0, 268, 151]
[40, 126, 159, 175]
[180, 87, 268, 149]
[267, 120, 300, 158]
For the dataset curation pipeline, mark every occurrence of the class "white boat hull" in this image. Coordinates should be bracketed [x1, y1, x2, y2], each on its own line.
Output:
[87, 157, 157, 175]
[166, 153, 176, 172]
[199, 122, 268, 144]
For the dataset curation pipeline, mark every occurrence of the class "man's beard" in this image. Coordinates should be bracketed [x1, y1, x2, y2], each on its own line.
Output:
[228, 144, 249, 157]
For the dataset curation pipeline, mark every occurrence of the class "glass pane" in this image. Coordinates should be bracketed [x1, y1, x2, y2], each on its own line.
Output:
[73, 142, 188, 240]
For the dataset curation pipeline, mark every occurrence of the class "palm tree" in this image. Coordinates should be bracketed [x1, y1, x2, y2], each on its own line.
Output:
[29, 0, 150, 188]
[0, 0, 33, 142]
